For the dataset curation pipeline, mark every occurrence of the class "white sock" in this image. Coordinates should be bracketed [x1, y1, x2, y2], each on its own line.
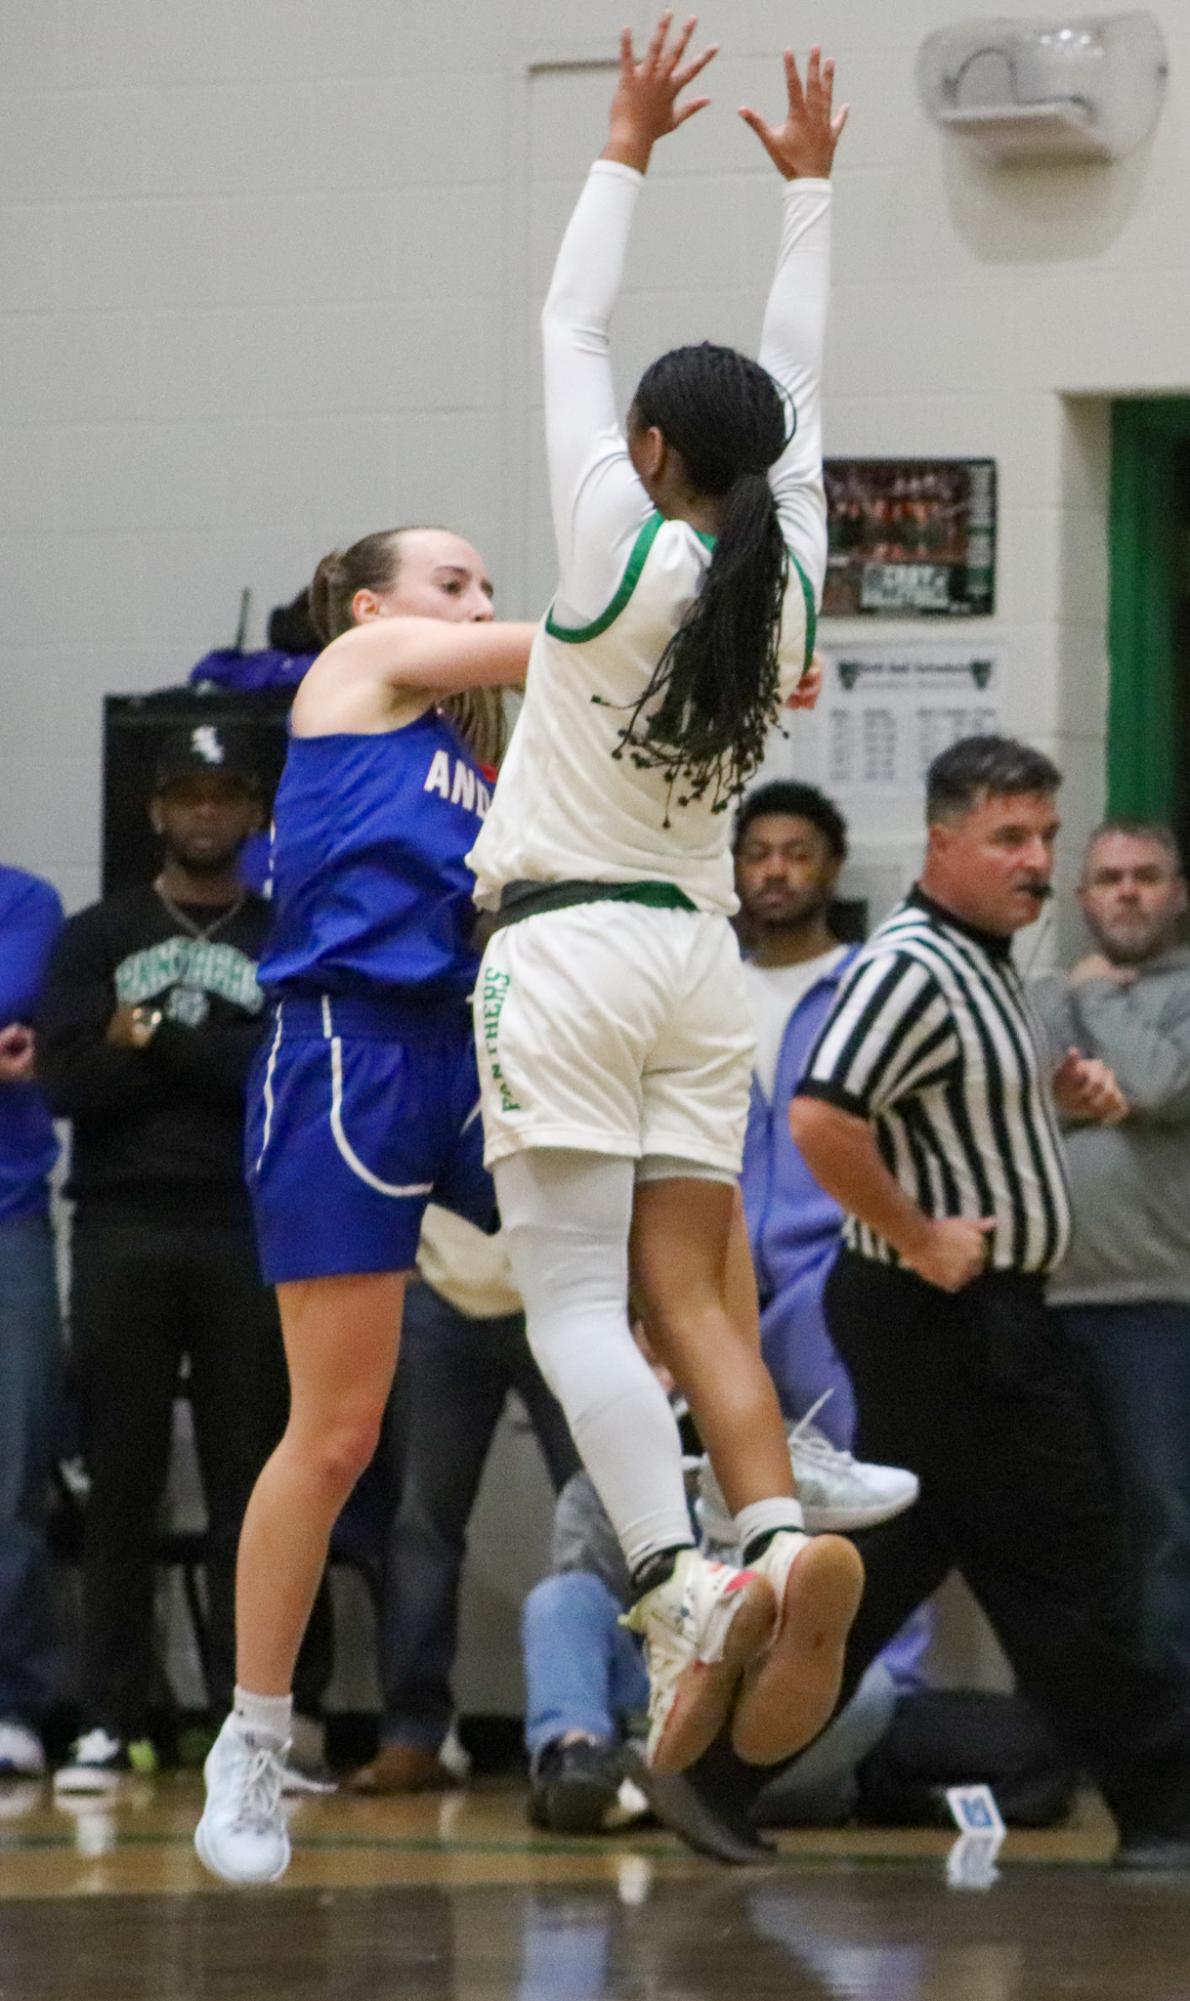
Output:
[233, 1686, 293, 1747]
[496, 1149, 694, 1572]
[735, 1498, 805, 1562]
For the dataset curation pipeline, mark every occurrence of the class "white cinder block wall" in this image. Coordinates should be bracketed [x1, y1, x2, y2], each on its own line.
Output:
[0, 0, 1183, 927]
[4, 2, 1188, 1703]
[2, 0, 1188, 921]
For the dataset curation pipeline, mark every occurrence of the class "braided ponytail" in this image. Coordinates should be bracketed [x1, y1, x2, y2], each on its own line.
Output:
[606, 342, 795, 818]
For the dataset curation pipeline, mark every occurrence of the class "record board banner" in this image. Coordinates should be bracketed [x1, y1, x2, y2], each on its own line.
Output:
[819, 646, 999, 796]
[822, 459, 996, 618]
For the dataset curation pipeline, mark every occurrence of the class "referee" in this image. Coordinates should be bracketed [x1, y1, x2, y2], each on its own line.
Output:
[786, 735, 1190, 1864]
[680, 736, 1190, 1866]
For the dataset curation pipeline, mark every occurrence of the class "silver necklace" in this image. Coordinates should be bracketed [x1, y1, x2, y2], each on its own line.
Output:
[154, 878, 246, 943]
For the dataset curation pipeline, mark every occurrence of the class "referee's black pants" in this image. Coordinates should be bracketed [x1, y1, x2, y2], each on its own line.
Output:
[824, 1251, 1190, 1837]
[691, 1250, 1190, 1842]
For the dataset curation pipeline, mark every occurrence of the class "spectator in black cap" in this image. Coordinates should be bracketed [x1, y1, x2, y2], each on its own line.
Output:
[36, 727, 332, 1792]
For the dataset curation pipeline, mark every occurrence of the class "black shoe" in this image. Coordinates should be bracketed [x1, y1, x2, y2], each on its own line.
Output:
[53, 1729, 157, 1797]
[1115, 1833, 1190, 1871]
[624, 1748, 777, 1866]
[528, 1740, 638, 1835]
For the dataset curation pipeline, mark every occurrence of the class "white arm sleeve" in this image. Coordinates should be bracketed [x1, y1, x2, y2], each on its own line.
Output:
[760, 179, 832, 609]
[541, 160, 655, 628]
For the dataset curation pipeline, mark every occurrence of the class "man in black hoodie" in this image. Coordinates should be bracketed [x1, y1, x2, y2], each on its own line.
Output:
[38, 726, 328, 1791]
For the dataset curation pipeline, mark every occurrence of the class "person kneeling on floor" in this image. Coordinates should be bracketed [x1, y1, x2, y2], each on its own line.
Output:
[523, 1408, 917, 1858]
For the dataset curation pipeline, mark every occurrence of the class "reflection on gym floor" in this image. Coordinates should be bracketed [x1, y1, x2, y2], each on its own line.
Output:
[2, 1776, 1185, 2001]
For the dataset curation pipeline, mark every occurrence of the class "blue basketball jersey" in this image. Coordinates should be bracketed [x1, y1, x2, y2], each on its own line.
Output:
[259, 707, 493, 1002]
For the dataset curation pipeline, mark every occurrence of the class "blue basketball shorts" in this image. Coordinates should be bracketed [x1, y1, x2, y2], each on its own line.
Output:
[246, 992, 496, 1284]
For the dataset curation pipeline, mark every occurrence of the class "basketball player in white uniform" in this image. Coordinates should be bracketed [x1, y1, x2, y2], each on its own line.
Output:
[469, 19, 863, 1776]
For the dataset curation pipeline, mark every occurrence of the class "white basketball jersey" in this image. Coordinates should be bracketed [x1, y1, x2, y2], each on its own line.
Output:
[468, 514, 813, 916]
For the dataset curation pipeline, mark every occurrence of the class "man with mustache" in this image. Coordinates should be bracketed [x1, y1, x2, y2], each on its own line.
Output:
[684, 737, 1190, 1868]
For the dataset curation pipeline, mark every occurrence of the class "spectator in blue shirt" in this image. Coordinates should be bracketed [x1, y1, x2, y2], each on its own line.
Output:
[0, 864, 65, 1779]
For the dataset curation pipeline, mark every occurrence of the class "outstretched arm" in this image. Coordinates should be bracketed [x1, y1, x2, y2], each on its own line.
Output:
[741, 48, 849, 609]
[293, 616, 537, 737]
[543, 14, 718, 625]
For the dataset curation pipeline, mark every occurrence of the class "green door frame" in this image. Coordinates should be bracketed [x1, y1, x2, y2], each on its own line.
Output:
[1108, 397, 1190, 819]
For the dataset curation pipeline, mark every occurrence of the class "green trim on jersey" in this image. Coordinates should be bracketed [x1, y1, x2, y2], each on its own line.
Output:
[790, 548, 817, 673]
[680, 523, 815, 670]
[545, 514, 664, 644]
[543, 507, 816, 672]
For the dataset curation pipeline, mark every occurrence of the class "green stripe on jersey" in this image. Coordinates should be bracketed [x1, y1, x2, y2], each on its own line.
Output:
[544, 508, 816, 672]
[790, 548, 817, 672]
[545, 514, 663, 643]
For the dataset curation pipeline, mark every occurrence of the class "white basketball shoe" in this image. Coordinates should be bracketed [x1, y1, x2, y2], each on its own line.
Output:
[194, 1715, 291, 1886]
[621, 1548, 776, 1774]
[697, 1394, 919, 1549]
[729, 1528, 865, 1766]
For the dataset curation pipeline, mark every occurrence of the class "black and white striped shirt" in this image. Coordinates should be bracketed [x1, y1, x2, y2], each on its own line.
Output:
[797, 888, 1071, 1274]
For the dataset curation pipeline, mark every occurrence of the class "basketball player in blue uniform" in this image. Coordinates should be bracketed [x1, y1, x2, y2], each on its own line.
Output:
[196, 526, 534, 1884]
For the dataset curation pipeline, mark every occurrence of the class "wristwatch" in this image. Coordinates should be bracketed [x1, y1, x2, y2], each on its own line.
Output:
[129, 1005, 163, 1049]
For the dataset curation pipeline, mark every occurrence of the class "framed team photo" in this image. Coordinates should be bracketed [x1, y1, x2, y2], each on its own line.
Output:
[822, 458, 997, 618]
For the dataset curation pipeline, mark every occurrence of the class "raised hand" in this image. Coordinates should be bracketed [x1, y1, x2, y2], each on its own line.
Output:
[739, 46, 849, 180]
[602, 12, 719, 174]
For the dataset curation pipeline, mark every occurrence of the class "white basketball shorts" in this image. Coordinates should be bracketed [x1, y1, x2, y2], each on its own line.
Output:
[473, 901, 755, 1174]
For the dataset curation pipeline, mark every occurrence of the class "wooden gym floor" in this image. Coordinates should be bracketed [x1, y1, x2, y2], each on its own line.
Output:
[1, 1776, 1187, 1999]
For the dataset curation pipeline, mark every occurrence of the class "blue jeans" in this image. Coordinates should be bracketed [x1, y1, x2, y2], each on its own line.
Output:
[1058, 1302, 1190, 1686]
[378, 1281, 579, 1752]
[522, 1570, 648, 1759]
[0, 1211, 62, 1725]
